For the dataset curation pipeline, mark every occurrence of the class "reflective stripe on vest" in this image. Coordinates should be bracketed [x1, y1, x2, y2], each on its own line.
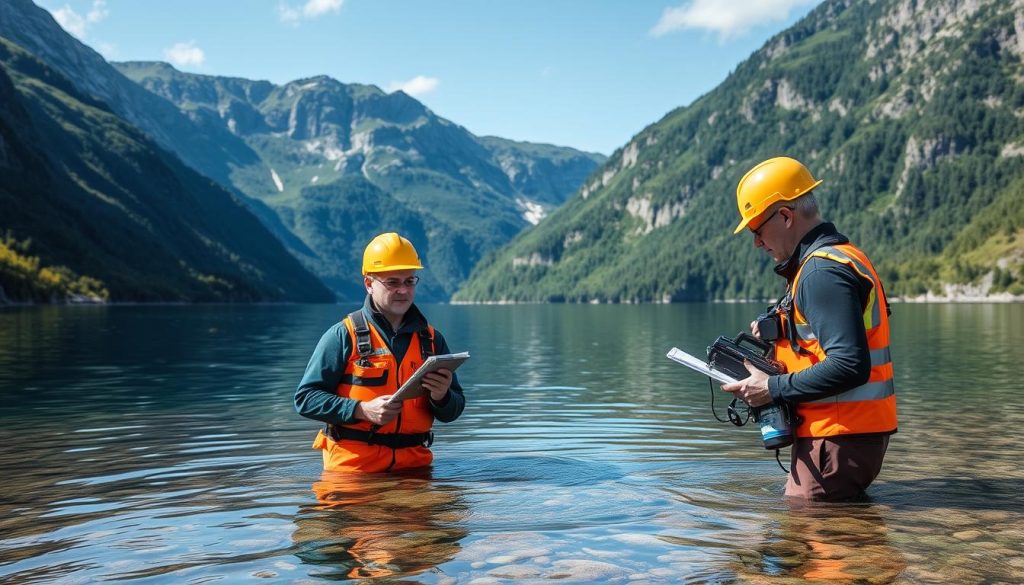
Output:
[806, 342, 894, 404]
[774, 243, 897, 437]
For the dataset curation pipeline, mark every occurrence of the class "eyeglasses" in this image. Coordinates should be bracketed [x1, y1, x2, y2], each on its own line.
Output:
[370, 275, 420, 290]
[750, 207, 789, 238]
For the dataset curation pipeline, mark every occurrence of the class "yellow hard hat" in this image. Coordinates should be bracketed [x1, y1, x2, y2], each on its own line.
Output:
[733, 156, 823, 234]
[362, 232, 423, 274]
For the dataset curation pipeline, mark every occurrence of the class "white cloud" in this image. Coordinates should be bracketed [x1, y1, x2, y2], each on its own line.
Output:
[87, 0, 108, 23]
[52, 6, 87, 38]
[387, 75, 440, 97]
[164, 41, 205, 68]
[51, 0, 107, 40]
[278, 0, 343, 23]
[303, 0, 343, 17]
[278, 3, 301, 23]
[651, 0, 819, 39]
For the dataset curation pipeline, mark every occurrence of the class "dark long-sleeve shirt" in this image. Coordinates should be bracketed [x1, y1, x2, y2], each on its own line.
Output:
[767, 223, 874, 404]
[294, 296, 466, 425]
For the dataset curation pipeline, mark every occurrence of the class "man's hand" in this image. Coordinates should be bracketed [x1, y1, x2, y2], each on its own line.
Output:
[721, 360, 773, 407]
[422, 368, 452, 402]
[355, 395, 402, 425]
[750, 319, 762, 339]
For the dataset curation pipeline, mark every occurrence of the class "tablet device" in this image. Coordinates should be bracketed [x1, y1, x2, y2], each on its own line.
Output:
[385, 352, 470, 404]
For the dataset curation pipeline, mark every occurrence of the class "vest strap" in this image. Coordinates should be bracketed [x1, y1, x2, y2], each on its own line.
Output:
[327, 425, 434, 449]
[418, 327, 434, 361]
[778, 290, 812, 355]
[348, 310, 373, 364]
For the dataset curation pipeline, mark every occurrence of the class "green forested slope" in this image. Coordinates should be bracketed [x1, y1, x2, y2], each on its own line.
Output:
[0, 38, 334, 303]
[456, 0, 1024, 302]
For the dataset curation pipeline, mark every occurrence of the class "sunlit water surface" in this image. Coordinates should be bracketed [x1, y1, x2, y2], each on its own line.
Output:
[0, 303, 1022, 584]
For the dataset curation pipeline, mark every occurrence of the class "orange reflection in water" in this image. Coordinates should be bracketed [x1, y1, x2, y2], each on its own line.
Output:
[292, 469, 469, 580]
[739, 502, 907, 584]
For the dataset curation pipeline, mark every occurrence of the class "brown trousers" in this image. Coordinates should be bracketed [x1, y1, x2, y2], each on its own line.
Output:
[785, 434, 890, 502]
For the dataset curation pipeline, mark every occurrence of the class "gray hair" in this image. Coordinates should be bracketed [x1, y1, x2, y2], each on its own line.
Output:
[790, 193, 819, 218]
[765, 194, 819, 218]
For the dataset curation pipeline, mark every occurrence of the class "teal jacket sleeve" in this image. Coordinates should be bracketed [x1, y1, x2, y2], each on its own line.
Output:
[294, 323, 361, 425]
[428, 330, 467, 423]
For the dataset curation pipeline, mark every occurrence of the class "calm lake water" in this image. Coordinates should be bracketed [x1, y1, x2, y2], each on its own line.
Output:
[1, 303, 1022, 584]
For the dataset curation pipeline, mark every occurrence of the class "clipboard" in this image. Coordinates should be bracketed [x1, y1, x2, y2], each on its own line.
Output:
[385, 352, 470, 405]
[666, 347, 739, 385]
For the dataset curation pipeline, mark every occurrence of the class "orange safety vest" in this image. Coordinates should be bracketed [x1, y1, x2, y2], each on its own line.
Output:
[312, 311, 436, 472]
[774, 243, 897, 438]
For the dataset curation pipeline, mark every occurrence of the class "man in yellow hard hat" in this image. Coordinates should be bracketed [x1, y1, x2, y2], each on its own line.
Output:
[721, 157, 896, 501]
[295, 233, 466, 472]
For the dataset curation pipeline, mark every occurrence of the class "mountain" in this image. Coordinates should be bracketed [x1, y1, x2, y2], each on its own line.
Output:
[0, 0, 604, 302]
[0, 38, 334, 303]
[455, 0, 1024, 303]
[112, 62, 606, 300]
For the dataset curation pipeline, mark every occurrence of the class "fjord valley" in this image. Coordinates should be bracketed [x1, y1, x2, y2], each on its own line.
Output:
[2, 1, 1024, 582]
[3, 0, 1023, 305]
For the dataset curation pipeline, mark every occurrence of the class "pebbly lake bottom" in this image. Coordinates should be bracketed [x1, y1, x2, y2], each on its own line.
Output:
[1, 303, 1022, 583]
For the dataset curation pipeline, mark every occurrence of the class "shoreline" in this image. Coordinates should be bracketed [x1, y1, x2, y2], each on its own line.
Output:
[451, 296, 1024, 305]
[5, 292, 1023, 308]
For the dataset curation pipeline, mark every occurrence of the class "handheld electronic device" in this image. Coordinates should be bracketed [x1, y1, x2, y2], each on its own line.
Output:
[707, 333, 794, 450]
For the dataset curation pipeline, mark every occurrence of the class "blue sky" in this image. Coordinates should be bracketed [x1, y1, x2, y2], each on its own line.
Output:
[40, 0, 824, 155]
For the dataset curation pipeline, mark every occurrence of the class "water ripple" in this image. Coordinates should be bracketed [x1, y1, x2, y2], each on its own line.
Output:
[1, 304, 1022, 583]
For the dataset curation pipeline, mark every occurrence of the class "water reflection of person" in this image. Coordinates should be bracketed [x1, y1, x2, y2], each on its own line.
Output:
[736, 502, 906, 583]
[292, 469, 468, 580]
